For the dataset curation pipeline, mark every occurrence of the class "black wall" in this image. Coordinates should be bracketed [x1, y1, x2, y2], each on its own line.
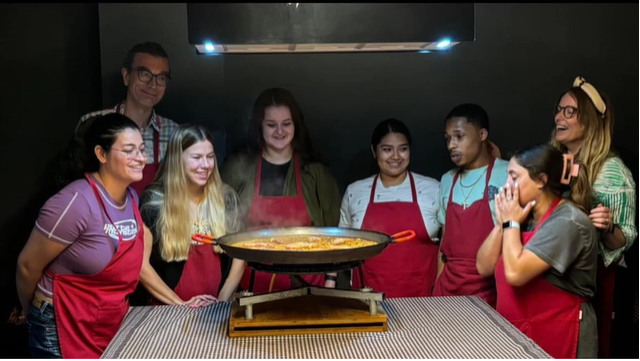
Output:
[98, 3, 638, 191]
[0, 2, 636, 358]
[98, 3, 636, 358]
[0, 3, 102, 357]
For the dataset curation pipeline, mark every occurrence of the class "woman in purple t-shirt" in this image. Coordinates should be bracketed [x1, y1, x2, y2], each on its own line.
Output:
[16, 114, 146, 359]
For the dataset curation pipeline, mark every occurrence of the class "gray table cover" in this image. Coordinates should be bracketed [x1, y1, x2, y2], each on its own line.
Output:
[102, 296, 550, 359]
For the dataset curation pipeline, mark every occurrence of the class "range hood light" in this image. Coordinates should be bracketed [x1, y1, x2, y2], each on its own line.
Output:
[188, 4, 475, 55]
[204, 42, 215, 52]
[436, 38, 452, 49]
[194, 41, 460, 54]
[199, 41, 222, 56]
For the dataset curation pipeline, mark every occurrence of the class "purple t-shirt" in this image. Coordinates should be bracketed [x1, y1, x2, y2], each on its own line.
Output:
[35, 174, 140, 297]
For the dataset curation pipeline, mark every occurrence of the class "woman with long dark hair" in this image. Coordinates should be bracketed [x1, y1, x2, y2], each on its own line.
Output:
[220, 88, 341, 293]
[476, 143, 598, 358]
[338, 118, 440, 297]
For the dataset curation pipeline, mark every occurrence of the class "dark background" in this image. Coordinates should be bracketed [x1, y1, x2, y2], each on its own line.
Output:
[186, 3, 476, 45]
[1, 3, 637, 358]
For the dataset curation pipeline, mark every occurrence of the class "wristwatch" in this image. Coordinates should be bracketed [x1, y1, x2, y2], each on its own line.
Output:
[324, 275, 338, 282]
[502, 220, 520, 230]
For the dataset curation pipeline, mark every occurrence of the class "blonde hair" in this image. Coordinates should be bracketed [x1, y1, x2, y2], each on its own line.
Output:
[141, 124, 242, 262]
[550, 86, 613, 186]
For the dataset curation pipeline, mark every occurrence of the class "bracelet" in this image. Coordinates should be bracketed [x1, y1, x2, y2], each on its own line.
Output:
[324, 275, 337, 282]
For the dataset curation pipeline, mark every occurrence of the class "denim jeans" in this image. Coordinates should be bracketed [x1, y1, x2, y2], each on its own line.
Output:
[26, 299, 62, 358]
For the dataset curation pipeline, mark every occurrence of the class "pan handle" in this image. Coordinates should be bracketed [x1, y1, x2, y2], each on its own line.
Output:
[191, 233, 217, 245]
[390, 230, 416, 243]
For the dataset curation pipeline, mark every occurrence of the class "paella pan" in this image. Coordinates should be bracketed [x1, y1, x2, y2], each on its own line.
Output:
[192, 227, 415, 265]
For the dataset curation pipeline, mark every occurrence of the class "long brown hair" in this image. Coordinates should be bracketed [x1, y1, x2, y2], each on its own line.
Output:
[249, 87, 324, 164]
[550, 86, 614, 185]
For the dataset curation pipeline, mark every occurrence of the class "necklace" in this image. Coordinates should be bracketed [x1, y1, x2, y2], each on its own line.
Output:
[458, 168, 487, 209]
[459, 167, 487, 188]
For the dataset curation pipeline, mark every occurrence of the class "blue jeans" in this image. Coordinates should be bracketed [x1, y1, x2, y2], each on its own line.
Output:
[26, 299, 62, 358]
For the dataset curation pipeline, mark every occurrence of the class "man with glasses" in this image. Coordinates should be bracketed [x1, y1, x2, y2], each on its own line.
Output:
[77, 42, 179, 195]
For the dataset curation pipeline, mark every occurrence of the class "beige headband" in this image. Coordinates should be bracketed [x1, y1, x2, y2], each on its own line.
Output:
[572, 76, 606, 117]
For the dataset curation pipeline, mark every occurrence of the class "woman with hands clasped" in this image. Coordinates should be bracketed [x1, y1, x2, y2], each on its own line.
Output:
[476, 144, 598, 359]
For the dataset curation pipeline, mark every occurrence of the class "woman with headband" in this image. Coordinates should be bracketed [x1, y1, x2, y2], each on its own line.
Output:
[476, 143, 598, 359]
[551, 76, 637, 358]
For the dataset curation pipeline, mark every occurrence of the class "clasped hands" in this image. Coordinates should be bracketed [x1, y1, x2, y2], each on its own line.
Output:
[494, 182, 535, 226]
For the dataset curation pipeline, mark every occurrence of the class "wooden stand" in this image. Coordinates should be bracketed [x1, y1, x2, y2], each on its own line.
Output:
[228, 295, 388, 337]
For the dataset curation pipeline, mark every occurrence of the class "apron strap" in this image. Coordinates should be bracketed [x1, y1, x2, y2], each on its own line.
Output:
[408, 172, 417, 204]
[152, 126, 159, 165]
[253, 153, 302, 197]
[46, 175, 136, 278]
[449, 171, 460, 203]
[369, 175, 379, 203]
[370, 172, 417, 203]
[253, 154, 263, 199]
[292, 154, 303, 196]
[482, 158, 496, 199]
[84, 173, 125, 244]
[531, 197, 562, 233]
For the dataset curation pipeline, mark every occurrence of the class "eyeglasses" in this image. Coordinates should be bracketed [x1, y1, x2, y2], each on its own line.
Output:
[555, 105, 578, 119]
[111, 148, 147, 160]
[134, 67, 170, 87]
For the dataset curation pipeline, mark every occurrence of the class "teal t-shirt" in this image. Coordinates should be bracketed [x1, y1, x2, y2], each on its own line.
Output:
[437, 158, 509, 226]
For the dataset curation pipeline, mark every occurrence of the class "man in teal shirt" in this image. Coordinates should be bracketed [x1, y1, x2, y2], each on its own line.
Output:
[432, 103, 508, 308]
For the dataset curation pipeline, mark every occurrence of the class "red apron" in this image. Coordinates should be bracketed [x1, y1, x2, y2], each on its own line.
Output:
[239, 154, 324, 293]
[173, 243, 222, 300]
[432, 159, 497, 307]
[47, 174, 144, 358]
[116, 103, 160, 196]
[130, 128, 159, 196]
[351, 172, 439, 297]
[495, 197, 585, 359]
[593, 255, 618, 358]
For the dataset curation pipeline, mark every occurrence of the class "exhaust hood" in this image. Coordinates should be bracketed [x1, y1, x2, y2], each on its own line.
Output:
[187, 3, 475, 54]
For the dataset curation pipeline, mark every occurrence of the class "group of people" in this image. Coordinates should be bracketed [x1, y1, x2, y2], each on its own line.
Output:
[14, 41, 636, 360]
